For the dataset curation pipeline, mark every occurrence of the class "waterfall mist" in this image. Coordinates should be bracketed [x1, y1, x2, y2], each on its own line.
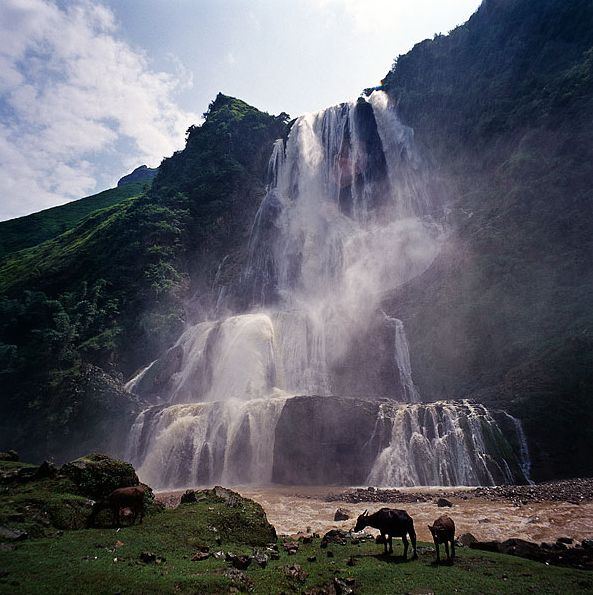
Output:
[126, 92, 530, 488]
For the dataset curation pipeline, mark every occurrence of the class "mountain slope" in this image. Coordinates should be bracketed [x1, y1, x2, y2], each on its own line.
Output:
[0, 95, 287, 462]
[0, 182, 148, 259]
[382, 0, 593, 480]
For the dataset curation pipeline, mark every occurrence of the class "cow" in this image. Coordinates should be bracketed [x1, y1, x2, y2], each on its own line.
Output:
[428, 515, 456, 563]
[89, 485, 147, 527]
[354, 508, 418, 559]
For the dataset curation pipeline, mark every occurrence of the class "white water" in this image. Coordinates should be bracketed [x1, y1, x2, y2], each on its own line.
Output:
[367, 401, 531, 487]
[127, 91, 530, 487]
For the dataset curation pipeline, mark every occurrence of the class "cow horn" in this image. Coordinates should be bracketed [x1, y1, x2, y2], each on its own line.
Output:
[363, 509, 368, 516]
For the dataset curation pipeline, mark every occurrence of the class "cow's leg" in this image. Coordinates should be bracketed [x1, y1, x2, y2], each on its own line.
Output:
[451, 539, 455, 559]
[382, 532, 388, 555]
[402, 534, 409, 560]
[444, 541, 450, 561]
[409, 526, 418, 559]
[388, 534, 393, 554]
[139, 505, 144, 524]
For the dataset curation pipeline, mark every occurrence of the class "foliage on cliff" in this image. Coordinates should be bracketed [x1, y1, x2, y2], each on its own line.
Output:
[383, 0, 593, 479]
[0, 95, 287, 462]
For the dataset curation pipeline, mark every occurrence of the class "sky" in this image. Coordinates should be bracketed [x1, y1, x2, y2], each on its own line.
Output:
[0, 0, 482, 221]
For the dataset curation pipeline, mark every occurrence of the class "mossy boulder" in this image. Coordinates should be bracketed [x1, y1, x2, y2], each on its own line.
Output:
[181, 486, 277, 546]
[61, 453, 138, 500]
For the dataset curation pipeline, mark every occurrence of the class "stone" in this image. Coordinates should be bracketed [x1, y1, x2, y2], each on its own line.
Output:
[191, 551, 210, 561]
[334, 577, 354, 595]
[0, 527, 28, 542]
[437, 498, 453, 508]
[334, 508, 351, 521]
[458, 532, 478, 547]
[33, 461, 57, 480]
[0, 450, 19, 462]
[180, 489, 197, 504]
[557, 537, 573, 545]
[252, 551, 268, 568]
[285, 564, 308, 582]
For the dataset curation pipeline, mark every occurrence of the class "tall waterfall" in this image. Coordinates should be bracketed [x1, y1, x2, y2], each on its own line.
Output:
[127, 91, 531, 487]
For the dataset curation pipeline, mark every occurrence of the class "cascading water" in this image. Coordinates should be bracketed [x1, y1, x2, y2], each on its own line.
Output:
[127, 91, 531, 487]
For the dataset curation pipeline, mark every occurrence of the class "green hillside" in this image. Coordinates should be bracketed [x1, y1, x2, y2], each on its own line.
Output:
[0, 94, 287, 462]
[0, 182, 148, 259]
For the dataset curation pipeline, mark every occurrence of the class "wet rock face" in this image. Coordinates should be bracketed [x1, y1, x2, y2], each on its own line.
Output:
[271, 396, 390, 485]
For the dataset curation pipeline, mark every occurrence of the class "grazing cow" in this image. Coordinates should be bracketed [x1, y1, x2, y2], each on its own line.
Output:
[354, 508, 418, 559]
[428, 515, 456, 563]
[89, 485, 146, 527]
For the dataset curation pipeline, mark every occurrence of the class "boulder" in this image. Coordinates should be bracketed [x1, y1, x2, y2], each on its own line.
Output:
[61, 453, 139, 500]
[180, 489, 197, 504]
[458, 532, 478, 547]
[437, 497, 453, 508]
[0, 527, 28, 542]
[334, 508, 351, 521]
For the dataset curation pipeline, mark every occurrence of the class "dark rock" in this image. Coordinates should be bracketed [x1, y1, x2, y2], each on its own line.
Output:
[33, 461, 57, 480]
[252, 551, 268, 568]
[307, 555, 317, 562]
[470, 540, 501, 553]
[437, 498, 453, 508]
[227, 553, 252, 570]
[346, 555, 356, 566]
[458, 532, 478, 547]
[285, 564, 308, 582]
[61, 454, 139, 500]
[327, 551, 334, 558]
[322, 529, 350, 545]
[0, 527, 28, 542]
[557, 537, 573, 545]
[334, 577, 354, 595]
[139, 552, 165, 564]
[334, 508, 351, 521]
[223, 568, 253, 592]
[283, 541, 299, 554]
[0, 450, 19, 462]
[180, 489, 197, 504]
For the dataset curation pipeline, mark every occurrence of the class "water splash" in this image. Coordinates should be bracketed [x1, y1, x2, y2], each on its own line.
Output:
[367, 401, 530, 486]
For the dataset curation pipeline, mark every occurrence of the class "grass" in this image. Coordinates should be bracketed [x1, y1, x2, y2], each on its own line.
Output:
[1, 497, 592, 594]
[0, 182, 148, 260]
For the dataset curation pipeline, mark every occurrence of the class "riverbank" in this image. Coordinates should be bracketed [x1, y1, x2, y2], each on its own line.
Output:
[157, 479, 593, 544]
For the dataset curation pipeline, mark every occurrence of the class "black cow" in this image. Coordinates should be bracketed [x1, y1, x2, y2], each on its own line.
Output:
[354, 508, 418, 559]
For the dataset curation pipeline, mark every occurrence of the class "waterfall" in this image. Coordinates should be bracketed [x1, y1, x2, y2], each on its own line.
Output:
[126, 91, 530, 487]
[367, 401, 531, 486]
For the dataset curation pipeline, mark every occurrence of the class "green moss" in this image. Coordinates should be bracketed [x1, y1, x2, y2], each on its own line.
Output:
[61, 454, 138, 500]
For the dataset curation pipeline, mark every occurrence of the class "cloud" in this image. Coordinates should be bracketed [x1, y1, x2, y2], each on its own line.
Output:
[0, 0, 198, 220]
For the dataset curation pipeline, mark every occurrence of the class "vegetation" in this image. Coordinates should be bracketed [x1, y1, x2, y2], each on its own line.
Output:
[1, 499, 591, 593]
[382, 0, 593, 480]
[0, 95, 287, 463]
[0, 182, 148, 259]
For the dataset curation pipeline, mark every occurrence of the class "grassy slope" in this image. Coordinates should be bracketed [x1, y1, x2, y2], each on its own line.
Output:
[0, 182, 148, 259]
[0, 509, 591, 594]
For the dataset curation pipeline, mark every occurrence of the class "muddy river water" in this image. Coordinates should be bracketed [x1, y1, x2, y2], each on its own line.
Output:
[156, 485, 593, 544]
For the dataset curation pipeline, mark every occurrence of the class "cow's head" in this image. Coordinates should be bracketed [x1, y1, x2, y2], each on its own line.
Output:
[353, 509, 369, 532]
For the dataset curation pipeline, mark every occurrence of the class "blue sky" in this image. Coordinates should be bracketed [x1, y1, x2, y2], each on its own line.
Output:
[0, 0, 481, 221]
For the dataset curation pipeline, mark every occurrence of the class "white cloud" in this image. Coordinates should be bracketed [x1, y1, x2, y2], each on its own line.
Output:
[0, 0, 198, 221]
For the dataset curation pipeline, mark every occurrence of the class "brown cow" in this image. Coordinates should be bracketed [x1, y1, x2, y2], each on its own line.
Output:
[89, 485, 147, 527]
[428, 515, 455, 563]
